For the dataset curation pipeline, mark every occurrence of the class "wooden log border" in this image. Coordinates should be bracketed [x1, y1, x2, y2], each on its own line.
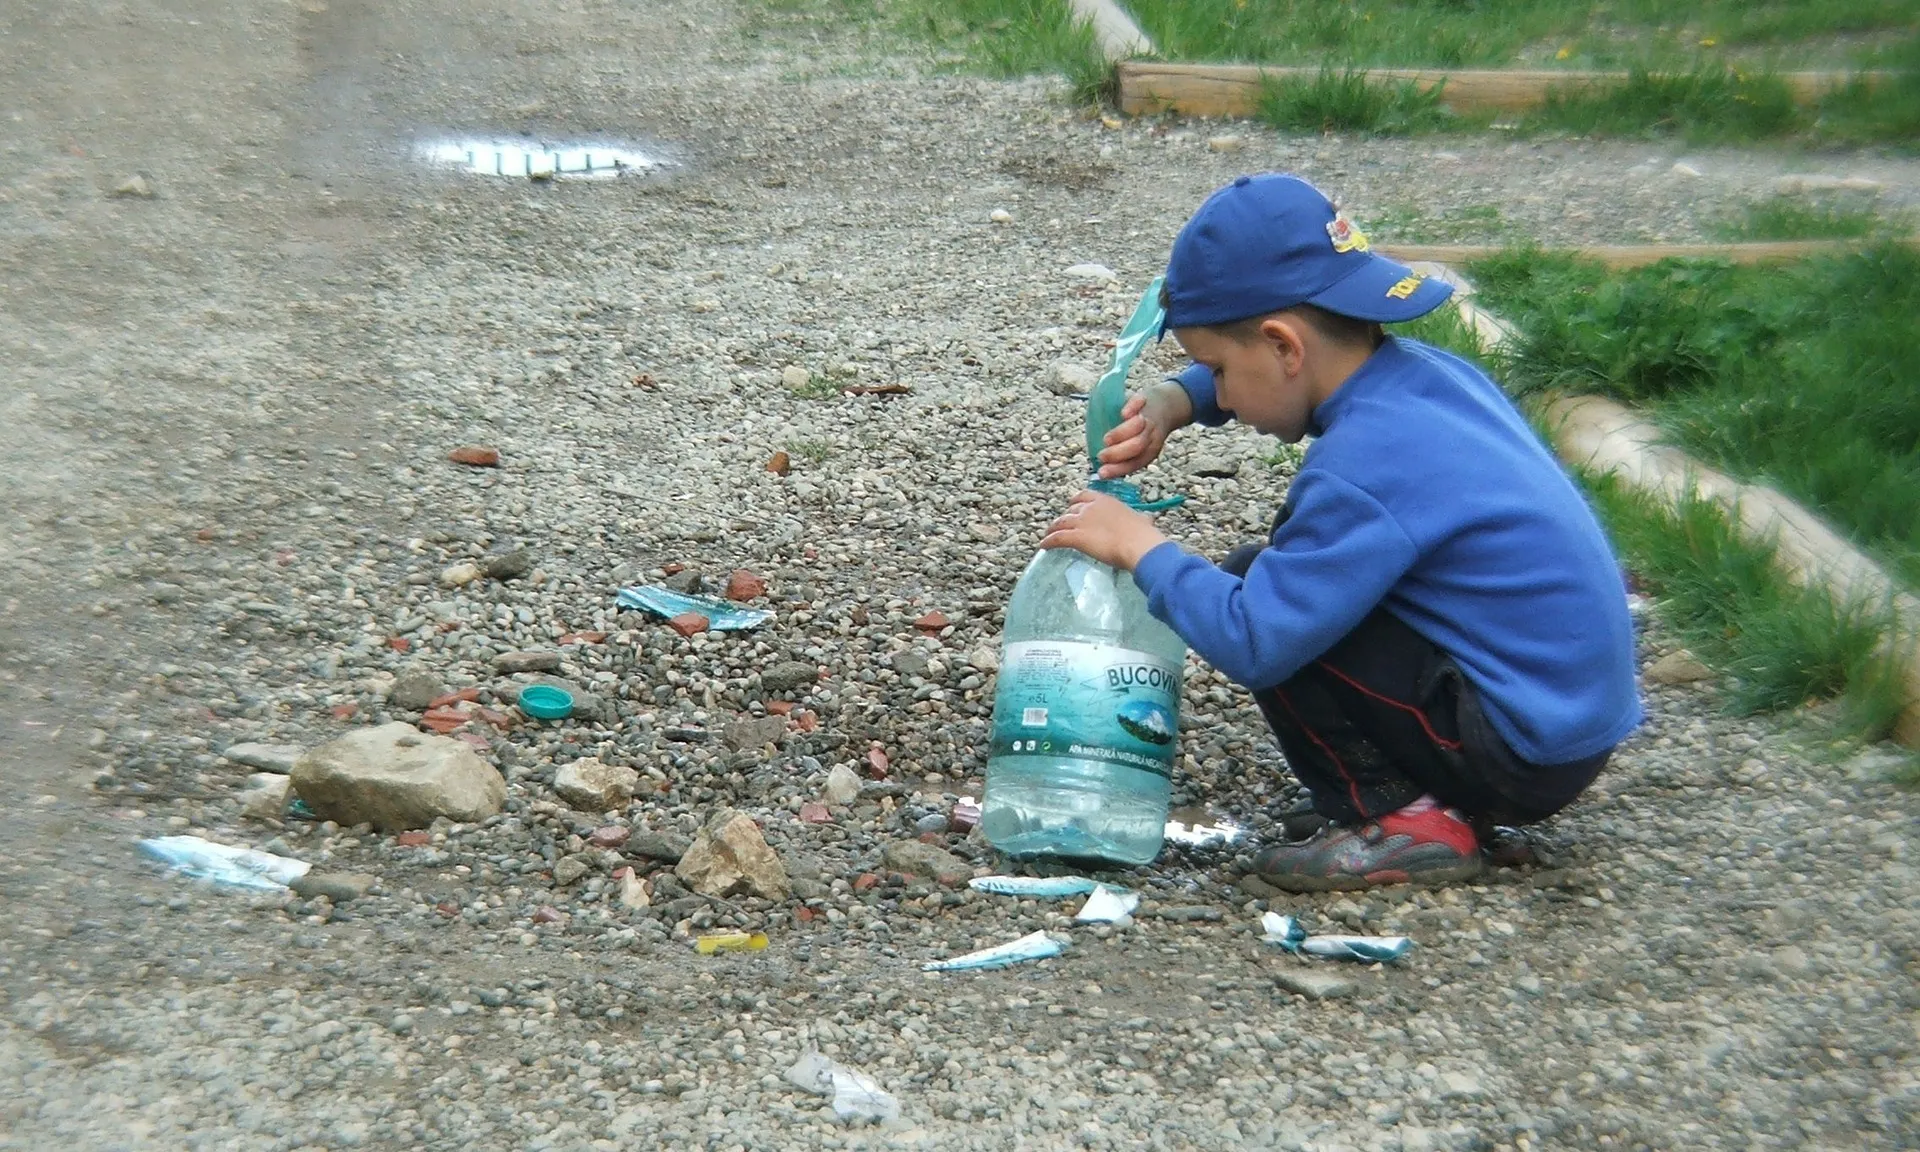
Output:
[1116, 61, 1895, 119]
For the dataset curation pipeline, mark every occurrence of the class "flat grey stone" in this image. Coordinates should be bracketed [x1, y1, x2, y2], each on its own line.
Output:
[1273, 968, 1356, 1000]
[221, 743, 305, 774]
[760, 661, 819, 693]
[291, 871, 377, 902]
[493, 650, 562, 674]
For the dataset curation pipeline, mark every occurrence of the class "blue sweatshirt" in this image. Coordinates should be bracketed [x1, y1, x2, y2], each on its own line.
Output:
[1132, 336, 1642, 765]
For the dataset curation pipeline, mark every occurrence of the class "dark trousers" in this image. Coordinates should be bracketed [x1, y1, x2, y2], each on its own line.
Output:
[1222, 544, 1610, 827]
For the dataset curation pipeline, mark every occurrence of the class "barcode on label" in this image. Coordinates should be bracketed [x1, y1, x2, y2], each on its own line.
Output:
[1021, 707, 1048, 727]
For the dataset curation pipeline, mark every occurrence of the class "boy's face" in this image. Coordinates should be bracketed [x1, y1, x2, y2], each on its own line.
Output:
[1173, 319, 1317, 443]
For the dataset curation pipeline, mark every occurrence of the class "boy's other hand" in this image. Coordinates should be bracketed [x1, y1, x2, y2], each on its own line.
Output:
[1096, 382, 1193, 479]
[1040, 491, 1169, 571]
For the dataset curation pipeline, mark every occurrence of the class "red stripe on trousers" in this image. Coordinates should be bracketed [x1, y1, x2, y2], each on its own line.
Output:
[1315, 660, 1464, 752]
[1272, 686, 1366, 816]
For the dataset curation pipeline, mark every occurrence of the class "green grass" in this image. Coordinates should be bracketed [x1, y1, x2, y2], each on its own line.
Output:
[787, 440, 835, 463]
[1466, 244, 1920, 589]
[1124, 0, 1919, 70]
[1710, 197, 1893, 242]
[1510, 46, 1920, 145]
[1395, 273, 1918, 759]
[1584, 476, 1910, 742]
[1519, 66, 1802, 143]
[1368, 201, 1512, 244]
[1256, 69, 1478, 135]
[749, 0, 1920, 142]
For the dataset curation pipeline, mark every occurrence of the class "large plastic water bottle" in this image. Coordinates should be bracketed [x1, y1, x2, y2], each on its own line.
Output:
[982, 548, 1187, 865]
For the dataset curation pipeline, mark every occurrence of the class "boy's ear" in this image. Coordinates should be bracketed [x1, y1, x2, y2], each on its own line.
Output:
[1257, 314, 1309, 374]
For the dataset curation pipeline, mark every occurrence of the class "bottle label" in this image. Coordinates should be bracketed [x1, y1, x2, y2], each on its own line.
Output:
[989, 641, 1181, 779]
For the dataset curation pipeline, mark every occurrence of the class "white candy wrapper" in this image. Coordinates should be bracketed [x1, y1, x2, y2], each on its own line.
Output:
[139, 836, 311, 892]
[1261, 911, 1413, 963]
[1073, 884, 1140, 926]
[786, 1046, 899, 1124]
[968, 876, 1098, 898]
[922, 930, 1069, 972]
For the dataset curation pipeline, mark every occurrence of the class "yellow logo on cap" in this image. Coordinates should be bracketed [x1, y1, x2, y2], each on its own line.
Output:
[1326, 213, 1369, 254]
[1385, 274, 1425, 300]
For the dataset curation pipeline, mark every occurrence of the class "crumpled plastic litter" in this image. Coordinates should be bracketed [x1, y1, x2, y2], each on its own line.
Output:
[1260, 911, 1414, 963]
[614, 585, 772, 630]
[922, 930, 1070, 972]
[694, 931, 769, 955]
[785, 1045, 900, 1124]
[1083, 276, 1186, 514]
[968, 875, 1099, 898]
[1073, 884, 1140, 926]
[139, 836, 311, 892]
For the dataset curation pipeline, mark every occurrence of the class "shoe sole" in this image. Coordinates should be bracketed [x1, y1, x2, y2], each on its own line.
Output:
[1254, 857, 1484, 893]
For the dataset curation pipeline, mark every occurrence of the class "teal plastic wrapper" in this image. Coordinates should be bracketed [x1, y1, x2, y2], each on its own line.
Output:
[1084, 277, 1185, 513]
[615, 586, 773, 630]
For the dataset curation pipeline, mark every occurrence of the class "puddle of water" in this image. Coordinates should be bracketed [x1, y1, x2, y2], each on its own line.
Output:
[415, 138, 663, 180]
[1164, 805, 1246, 848]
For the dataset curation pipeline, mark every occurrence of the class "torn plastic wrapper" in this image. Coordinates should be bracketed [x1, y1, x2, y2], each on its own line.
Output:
[1082, 278, 1185, 513]
[694, 931, 769, 955]
[614, 586, 772, 631]
[139, 836, 311, 892]
[1261, 912, 1413, 963]
[786, 1045, 900, 1124]
[1073, 884, 1140, 926]
[968, 876, 1098, 898]
[923, 930, 1069, 972]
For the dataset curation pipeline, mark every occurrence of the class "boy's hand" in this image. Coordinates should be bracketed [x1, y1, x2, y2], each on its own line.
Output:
[1040, 491, 1169, 571]
[1096, 381, 1194, 480]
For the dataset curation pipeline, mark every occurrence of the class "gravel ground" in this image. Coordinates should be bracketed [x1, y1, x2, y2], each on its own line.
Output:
[3, 1, 1918, 1149]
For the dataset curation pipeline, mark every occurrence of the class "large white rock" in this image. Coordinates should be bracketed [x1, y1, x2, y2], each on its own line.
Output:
[291, 722, 505, 832]
[674, 809, 791, 900]
[553, 758, 639, 812]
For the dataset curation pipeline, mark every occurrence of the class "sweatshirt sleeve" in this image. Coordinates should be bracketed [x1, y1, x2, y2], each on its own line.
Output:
[1172, 364, 1232, 427]
[1130, 470, 1419, 689]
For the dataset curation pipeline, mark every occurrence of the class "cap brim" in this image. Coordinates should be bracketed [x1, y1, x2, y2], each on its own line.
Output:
[1305, 253, 1454, 323]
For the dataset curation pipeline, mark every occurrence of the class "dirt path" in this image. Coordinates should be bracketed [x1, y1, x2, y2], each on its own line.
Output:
[2, 2, 1916, 1149]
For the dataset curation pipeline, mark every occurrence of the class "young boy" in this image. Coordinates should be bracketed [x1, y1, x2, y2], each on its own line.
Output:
[1041, 173, 1642, 891]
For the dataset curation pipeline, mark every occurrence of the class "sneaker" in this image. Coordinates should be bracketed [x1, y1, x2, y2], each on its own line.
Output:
[1251, 801, 1482, 892]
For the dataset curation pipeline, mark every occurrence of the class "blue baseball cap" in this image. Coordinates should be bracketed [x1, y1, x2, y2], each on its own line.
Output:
[1162, 173, 1452, 331]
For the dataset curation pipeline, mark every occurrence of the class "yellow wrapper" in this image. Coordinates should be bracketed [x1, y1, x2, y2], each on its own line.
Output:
[694, 931, 769, 955]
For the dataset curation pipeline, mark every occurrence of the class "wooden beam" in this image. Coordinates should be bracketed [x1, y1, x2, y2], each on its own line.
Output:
[1116, 61, 1894, 119]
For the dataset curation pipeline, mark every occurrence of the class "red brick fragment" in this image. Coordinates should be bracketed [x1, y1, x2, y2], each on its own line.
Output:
[795, 905, 817, 922]
[866, 745, 890, 777]
[435, 901, 460, 918]
[196, 527, 217, 542]
[395, 830, 431, 847]
[766, 451, 792, 477]
[792, 710, 818, 733]
[588, 825, 631, 849]
[662, 562, 686, 576]
[667, 612, 709, 637]
[557, 631, 607, 645]
[429, 688, 481, 709]
[949, 800, 982, 835]
[914, 611, 949, 632]
[798, 801, 832, 824]
[448, 445, 500, 467]
[852, 873, 881, 893]
[725, 569, 767, 602]
[454, 732, 492, 752]
[765, 701, 795, 717]
[387, 637, 411, 653]
[329, 703, 358, 720]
